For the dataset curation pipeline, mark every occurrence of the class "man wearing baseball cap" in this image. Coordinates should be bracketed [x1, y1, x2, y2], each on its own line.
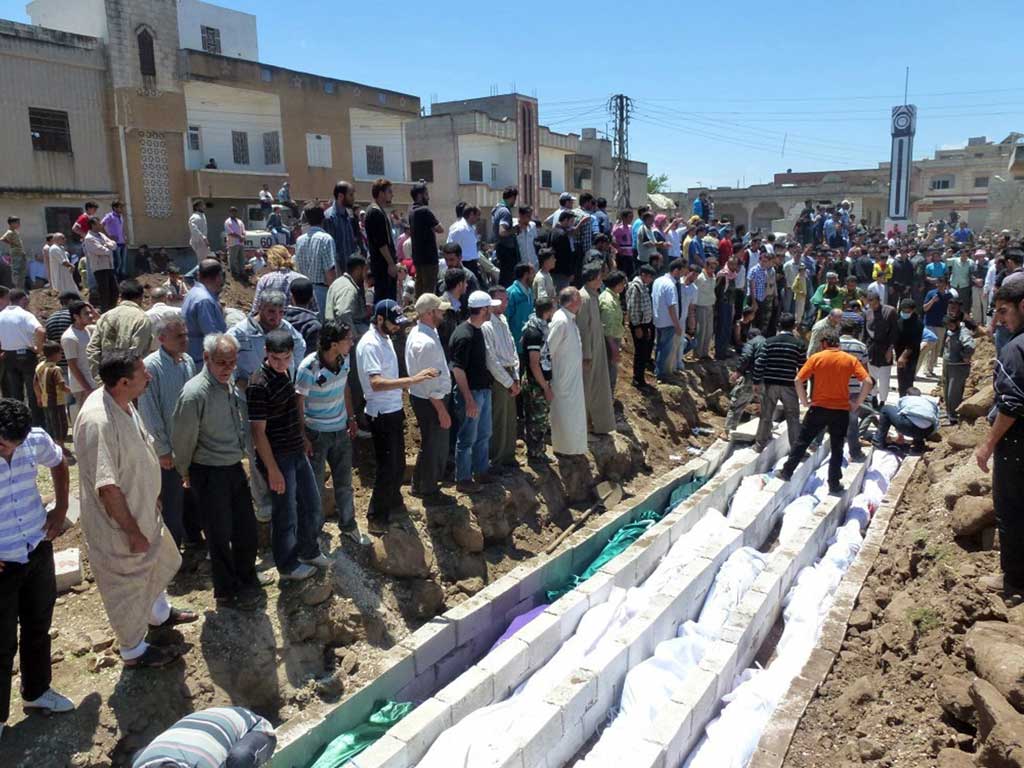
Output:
[356, 299, 439, 533]
[450, 290, 500, 493]
[405, 293, 454, 506]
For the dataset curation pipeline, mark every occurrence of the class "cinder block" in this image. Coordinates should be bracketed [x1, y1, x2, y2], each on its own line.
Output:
[346, 733, 408, 768]
[575, 570, 615, 608]
[54, 547, 83, 592]
[448, 591, 494, 647]
[511, 609, 563, 671]
[579, 636, 629, 701]
[386, 697, 452, 762]
[544, 587, 592, 642]
[400, 618, 456, 676]
[520, 701, 566, 768]
[619, 614, 657, 670]
[478, 636, 531, 700]
[648, 697, 700, 766]
[435, 664, 495, 722]
[596, 546, 641, 588]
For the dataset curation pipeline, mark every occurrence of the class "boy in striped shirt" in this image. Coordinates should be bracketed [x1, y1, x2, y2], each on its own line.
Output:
[295, 320, 370, 546]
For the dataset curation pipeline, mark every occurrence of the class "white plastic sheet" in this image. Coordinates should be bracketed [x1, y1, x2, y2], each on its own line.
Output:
[728, 475, 767, 518]
[777, 495, 818, 544]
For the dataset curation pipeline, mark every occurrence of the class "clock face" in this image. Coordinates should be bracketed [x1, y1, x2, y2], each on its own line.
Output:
[891, 105, 916, 136]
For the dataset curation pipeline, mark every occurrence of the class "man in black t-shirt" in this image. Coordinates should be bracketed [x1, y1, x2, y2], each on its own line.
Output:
[409, 182, 444, 299]
[450, 290, 499, 492]
[247, 329, 326, 582]
[550, 210, 576, 291]
[365, 179, 398, 302]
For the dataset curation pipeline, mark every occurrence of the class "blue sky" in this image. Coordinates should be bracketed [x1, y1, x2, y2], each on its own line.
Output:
[4, 0, 1023, 191]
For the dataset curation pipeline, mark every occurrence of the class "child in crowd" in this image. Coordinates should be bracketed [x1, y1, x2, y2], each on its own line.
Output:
[34, 340, 71, 452]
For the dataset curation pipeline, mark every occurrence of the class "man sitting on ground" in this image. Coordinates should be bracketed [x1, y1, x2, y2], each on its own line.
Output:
[873, 386, 939, 453]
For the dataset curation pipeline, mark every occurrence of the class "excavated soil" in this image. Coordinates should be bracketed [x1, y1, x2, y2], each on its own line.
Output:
[9, 274, 733, 767]
[782, 335, 1018, 768]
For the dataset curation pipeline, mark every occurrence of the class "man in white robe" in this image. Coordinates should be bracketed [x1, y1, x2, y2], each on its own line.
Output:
[74, 350, 197, 668]
[547, 288, 588, 456]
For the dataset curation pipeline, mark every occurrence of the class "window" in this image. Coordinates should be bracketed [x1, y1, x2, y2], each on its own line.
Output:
[541, 169, 552, 188]
[263, 131, 280, 165]
[974, 176, 989, 188]
[573, 167, 592, 191]
[200, 25, 221, 55]
[410, 160, 434, 182]
[29, 108, 71, 153]
[468, 160, 483, 182]
[187, 125, 201, 152]
[306, 133, 332, 168]
[324, 81, 336, 94]
[137, 29, 155, 77]
[260, 68, 273, 83]
[929, 176, 953, 191]
[366, 145, 385, 176]
[491, 163, 498, 184]
[231, 131, 249, 165]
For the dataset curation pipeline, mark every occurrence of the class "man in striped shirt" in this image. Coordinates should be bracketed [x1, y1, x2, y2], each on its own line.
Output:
[839, 318, 870, 461]
[132, 706, 275, 768]
[293, 205, 336, 321]
[752, 313, 806, 451]
[295, 320, 369, 546]
[0, 398, 74, 737]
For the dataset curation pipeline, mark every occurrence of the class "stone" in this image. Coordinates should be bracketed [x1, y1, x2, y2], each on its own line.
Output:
[970, 678, 1022, 743]
[966, 622, 1024, 710]
[938, 675, 977, 726]
[88, 631, 114, 653]
[473, 500, 513, 543]
[451, 516, 485, 553]
[958, 385, 995, 423]
[370, 527, 434, 579]
[70, 634, 91, 657]
[337, 650, 359, 677]
[952, 497, 997, 538]
[316, 670, 345, 699]
[937, 747, 976, 768]
[944, 464, 994, 510]
[54, 547, 83, 592]
[858, 737, 887, 761]
[300, 578, 333, 607]
[849, 609, 874, 631]
[408, 579, 445, 619]
[287, 612, 317, 643]
[456, 577, 485, 595]
[88, 653, 117, 673]
[51, 650, 65, 664]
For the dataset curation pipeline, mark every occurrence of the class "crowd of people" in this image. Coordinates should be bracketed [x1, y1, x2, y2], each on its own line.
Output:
[3, 177, 1024, 757]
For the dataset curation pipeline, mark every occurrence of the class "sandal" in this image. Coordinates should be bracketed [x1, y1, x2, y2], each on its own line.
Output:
[123, 644, 182, 668]
[156, 607, 200, 628]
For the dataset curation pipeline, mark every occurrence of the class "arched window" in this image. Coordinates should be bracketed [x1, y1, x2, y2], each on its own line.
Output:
[138, 29, 156, 77]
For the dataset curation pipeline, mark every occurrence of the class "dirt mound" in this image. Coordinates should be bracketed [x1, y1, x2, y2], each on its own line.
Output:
[10, 273, 732, 766]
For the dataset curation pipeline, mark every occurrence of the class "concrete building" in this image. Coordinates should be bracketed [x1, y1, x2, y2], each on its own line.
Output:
[0, 20, 118, 249]
[7, 0, 419, 256]
[406, 94, 647, 229]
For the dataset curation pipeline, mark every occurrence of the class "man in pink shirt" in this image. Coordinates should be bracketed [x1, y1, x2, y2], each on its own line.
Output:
[224, 207, 246, 281]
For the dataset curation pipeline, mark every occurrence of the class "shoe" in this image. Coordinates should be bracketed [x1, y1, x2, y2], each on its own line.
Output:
[256, 570, 276, 586]
[475, 472, 498, 485]
[980, 574, 1024, 595]
[153, 607, 200, 628]
[455, 480, 482, 494]
[254, 506, 273, 524]
[828, 483, 845, 495]
[342, 527, 372, 546]
[279, 563, 316, 581]
[527, 453, 551, 464]
[123, 645, 183, 668]
[849, 452, 866, 462]
[775, 469, 793, 482]
[23, 688, 74, 714]
[235, 591, 262, 612]
[408, 487, 425, 498]
[367, 518, 389, 536]
[423, 492, 456, 507]
[299, 551, 332, 568]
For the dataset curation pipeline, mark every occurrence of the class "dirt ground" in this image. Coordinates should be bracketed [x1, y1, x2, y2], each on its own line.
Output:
[8, 274, 733, 767]
[782, 334, 1019, 768]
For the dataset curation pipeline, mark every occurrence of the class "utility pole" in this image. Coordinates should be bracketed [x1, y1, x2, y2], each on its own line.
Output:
[608, 94, 633, 210]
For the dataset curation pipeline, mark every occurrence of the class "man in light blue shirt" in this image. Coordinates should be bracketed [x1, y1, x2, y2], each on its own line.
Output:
[651, 259, 685, 381]
[181, 259, 227, 368]
[138, 315, 199, 549]
[295, 320, 368, 546]
[293, 205, 337, 320]
[872, 387, 939, 452]
[228, 292, 305, 387]
[0, 398, 75, 733]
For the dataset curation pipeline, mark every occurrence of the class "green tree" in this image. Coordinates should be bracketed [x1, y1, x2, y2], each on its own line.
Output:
[647, 173, 670, 195]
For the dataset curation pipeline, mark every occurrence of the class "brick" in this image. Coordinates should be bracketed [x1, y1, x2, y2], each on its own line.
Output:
[54, 547, 83, 592]
[347, 734, 407, 768]
[477, 637, 530, 699]
[510, 609, 562, 671]
[544, 588, 591, 642]
[435, 665, 495, 722]
[387, 697, 452, 761]
[399, 618, 456, 676]
[520, 701, 565, 768]
[447, 592, 494, 647]
[545, 670, 597, 731]
[579, 636, 629, 700]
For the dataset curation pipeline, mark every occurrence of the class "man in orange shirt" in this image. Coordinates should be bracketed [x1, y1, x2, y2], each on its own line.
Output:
[776, 328, 873, 494]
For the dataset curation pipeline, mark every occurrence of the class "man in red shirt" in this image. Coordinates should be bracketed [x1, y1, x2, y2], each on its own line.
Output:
[71, 201, 98, 242]
[776, 328, 873, 494]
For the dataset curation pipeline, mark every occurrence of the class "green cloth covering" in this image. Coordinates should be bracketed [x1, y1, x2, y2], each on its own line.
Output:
[308, 701, 414, 768]
[546, 476, 706, 602]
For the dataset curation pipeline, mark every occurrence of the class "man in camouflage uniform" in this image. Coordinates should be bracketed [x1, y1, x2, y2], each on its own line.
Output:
[520, 298, 555, 461]
[723, 327, 765, 439]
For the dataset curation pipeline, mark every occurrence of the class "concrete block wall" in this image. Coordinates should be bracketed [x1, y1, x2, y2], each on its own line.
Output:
[272, 443, 738, 768]
[628, 454, 871, 768]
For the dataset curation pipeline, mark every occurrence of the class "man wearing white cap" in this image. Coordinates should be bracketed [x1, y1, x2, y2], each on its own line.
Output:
[356, 300, 439, 533]
[405, 293, 454, 506]
[451, 290, 500, 492]
[547, 287, 588, 456]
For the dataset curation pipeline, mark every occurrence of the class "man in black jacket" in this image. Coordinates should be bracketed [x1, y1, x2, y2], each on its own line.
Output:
[890, 249, 915, 309]
[894, 298, 923, 397]
[550, 211, 576, 292]
[864, 290, 897, 403]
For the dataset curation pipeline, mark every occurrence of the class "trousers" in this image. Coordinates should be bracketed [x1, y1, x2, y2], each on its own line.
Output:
[522, 376, 550, 457]
[725, 375, 754, 432]
[160, 466, 203, 548]
[0, 541, 55, 723]
[228, 245, 246, 279]
[189, 463, 259, 599]
[897, 357, 918, 396]
[490, 377, 517, 467]
[781, 406, 850, 487]
[715, 301, 734, 360]
[415, 262, 439, 299]
[942, 363, 970, 421]
[307, 426, 355, 529]
[755, 382, 801, 449]
[410, 395, 449, 496]
[868, 363, 891, 404]
[367, 409, 405, 523]
[454, 388, 492, 481]
[631, 324, 653, 384]
[993, 431, 1024, 588]
[655, 326, 676, 379]
[265, 451, 322, 574]
[93, 268, 118, 313]
[874, 404, 932, 448]
[2, 349, 42, 425]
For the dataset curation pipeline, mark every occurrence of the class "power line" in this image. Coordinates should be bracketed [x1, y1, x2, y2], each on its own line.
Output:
[609, 94, 633, 209]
